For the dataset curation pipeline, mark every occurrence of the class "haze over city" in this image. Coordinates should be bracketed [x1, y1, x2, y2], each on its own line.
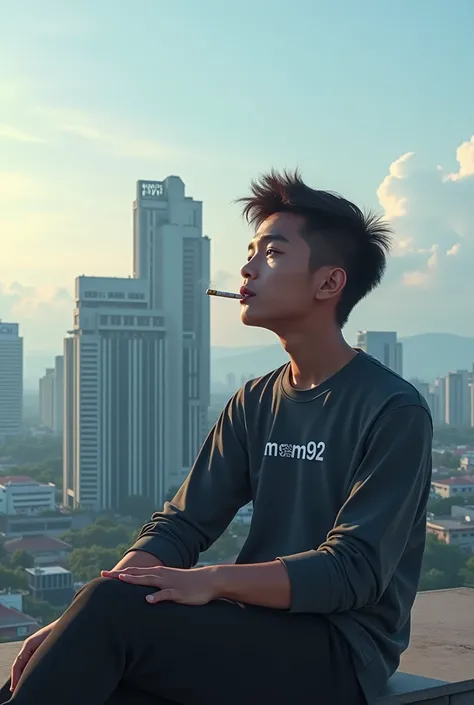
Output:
[2, 0, 474, 367]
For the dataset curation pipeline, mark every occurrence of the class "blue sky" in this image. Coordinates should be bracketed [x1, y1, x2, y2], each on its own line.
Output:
[1, 0, 474, 357]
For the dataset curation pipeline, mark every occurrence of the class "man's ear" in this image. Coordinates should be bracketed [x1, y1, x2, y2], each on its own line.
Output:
[314, 267, 347, 301]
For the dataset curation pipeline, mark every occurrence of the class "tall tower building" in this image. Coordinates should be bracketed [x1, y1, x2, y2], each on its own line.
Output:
[445, 370, 470, 427]
[39, 368, 55, 430]
[133, 177, 211, 485]
[53, 355, 64, 436]
[0, 322, 23, 442]
[63, 276, 166, 510]
[356, 331, 403, 376]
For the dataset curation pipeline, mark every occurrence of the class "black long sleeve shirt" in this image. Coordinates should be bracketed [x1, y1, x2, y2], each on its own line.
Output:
[128, 351, 432, 703]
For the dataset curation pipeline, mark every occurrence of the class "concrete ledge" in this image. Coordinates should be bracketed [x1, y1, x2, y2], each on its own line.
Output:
[376, 672, 474, 704]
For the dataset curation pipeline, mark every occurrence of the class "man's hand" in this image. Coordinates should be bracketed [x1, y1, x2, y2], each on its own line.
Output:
[101, 565, 220, 606]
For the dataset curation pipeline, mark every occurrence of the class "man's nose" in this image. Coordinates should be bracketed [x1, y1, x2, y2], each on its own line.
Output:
[240, 258, 258, 280]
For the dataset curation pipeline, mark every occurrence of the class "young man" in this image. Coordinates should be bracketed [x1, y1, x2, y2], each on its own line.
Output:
[2, 170, 432, 705]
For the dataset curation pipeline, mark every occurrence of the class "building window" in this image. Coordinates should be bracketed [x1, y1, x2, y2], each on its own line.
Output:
[152, 316, 163, 326]
[110, 315, 121, 325]
[123, 316, 134, 326]
[107, 292, 125, 299]
[137, 316, 150, 326]
[128, 293, 145, 300]
[100, 315, 108, 325]
[84, 291, 98, 299]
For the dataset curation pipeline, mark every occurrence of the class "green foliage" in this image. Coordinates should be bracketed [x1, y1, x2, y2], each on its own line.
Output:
[460, 557, 474, 588]
[68, 545, 129, 582]
[0, 435, 63, 489]
[418, 534, 466, 591]
[9, 550, 35, 570]
[427, 494, 474, 517]
[0, 565, 28, 591]
[23, 595, 63, 626]
[432, 450, 460, 469]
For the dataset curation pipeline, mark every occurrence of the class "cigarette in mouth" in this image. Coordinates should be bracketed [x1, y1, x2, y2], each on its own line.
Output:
[206, 288, 241, 300]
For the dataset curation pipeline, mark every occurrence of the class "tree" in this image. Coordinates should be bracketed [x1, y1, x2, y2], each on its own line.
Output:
[68, 546, 124, 582]
[23, 596, 63, 627]
[460, 557, 474, 588]
[419, 534, 467, 591]
[10, 550, 35, 570]
[427, 494, 474, 517]
[0, 566, 28, 591]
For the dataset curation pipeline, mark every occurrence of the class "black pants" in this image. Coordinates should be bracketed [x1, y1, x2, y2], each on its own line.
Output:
[0, 578, 364, 705]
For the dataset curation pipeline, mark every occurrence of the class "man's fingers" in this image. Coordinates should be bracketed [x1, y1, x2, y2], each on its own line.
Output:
[146, 589, 178, 604]
[102, 567, 163, 578]
[11, 649, 30, 690]
[118, 573, 161, 587]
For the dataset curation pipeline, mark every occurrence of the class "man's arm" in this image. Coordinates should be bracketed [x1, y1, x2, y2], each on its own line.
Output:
[121, 390, 252, 569]
[208, 404, 432, 612]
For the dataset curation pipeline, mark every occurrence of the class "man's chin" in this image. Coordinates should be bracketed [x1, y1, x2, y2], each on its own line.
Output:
[240, 307, 270, 329]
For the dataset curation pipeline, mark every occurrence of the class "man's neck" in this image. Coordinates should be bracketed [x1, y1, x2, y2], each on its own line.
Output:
[279, 326, 357, 391]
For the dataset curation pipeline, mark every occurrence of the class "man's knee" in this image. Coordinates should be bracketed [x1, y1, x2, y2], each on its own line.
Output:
[74, 577, 131, 611]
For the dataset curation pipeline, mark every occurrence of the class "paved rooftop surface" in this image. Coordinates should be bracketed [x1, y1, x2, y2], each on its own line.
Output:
[0, 588, 472, 690]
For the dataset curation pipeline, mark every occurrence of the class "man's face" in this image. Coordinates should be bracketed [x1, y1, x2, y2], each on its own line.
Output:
[239, 212, 319, 331]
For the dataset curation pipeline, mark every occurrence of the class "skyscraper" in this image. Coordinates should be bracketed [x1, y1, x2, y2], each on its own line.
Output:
[39, 368, 55, 430]
[133, 177, 210, 483]
[0, 322, 23, 442]
[63, 276, 166, 510]
[64, 176, 211, 511]
[356, 331, 403, 376]
[445, 371, 470, 427]
[54, 355, 64, 436]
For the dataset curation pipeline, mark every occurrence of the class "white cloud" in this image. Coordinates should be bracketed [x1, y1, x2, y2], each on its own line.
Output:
[371, 136, 474, 333]
[0, 282, 72, 353]
[0, 125, 45, 143]
[34, 106, 185, 160]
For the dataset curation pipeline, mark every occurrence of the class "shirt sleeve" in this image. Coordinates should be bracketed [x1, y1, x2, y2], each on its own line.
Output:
[125, 389, 252, 568]
[278, 404, 432, 614]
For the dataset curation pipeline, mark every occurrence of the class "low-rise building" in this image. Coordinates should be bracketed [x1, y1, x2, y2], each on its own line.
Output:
[0, 603, 39, 641]
[4, 535, 72, 566]
[427, 516, 474, 551]
[431, 476, 474, 499]
[25, 566, 74, 607]
[0, 476, 56, 515]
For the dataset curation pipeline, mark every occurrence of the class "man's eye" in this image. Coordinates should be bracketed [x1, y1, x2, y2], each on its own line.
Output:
[266, 248, 279, 257]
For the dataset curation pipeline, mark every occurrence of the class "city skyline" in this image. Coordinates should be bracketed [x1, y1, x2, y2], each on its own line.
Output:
[1, 2, 474, 354]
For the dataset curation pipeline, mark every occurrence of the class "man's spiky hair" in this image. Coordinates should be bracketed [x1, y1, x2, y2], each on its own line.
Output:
[238, 169, 393, 326]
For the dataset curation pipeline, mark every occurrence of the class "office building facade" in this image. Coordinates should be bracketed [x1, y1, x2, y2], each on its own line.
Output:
[39, 368, 55, 430]
[445, 370, 471, 427]
[64, 177, 211, 511]
[133, 177, 210, 483]
[0, 323, 23, 442]
[356, 331, 403, 376]
[64, 276, 166, 510]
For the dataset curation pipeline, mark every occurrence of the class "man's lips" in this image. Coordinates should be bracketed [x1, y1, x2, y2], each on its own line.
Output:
[239, 286, 255, 300]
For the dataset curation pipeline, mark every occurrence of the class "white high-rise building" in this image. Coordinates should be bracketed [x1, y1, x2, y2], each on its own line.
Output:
[133, 177, 210, 482]
[64, 176, 211, 511]
[356, 331, 403, 376]
[39, 368, 55, 430]
[0, 322, 23, 442]
[63, 276, 166, 510]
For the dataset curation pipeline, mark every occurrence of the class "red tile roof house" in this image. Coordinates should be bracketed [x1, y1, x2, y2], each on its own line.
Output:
[4, 535, 72, 566]
[0, 603, 39, 641]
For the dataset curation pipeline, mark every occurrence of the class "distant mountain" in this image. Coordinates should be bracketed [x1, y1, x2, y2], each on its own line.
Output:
[210, 333, 474, 388]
